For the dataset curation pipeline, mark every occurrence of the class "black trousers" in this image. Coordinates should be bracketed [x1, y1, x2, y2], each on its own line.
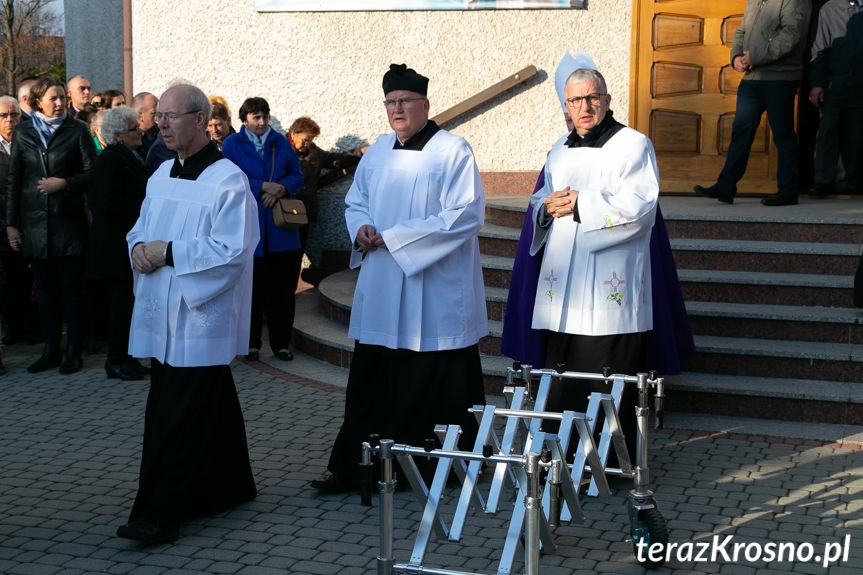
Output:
[327, 342, 486, 486]
[248, 249, 303, 352]
[128, 361, 257, 528]
[0, 250, 37, 339]
[29, 255, 84, 350]
[543, 331, 647, 463]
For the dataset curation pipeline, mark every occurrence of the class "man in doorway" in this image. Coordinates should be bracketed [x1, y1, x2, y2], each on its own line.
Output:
[694, 0, 811, 206]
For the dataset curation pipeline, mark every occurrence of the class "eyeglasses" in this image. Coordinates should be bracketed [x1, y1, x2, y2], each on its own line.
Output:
[155, 110, 200, 123]
[0, 112, 20, 119]
[564, 93, 607, 108]
[383, 97, 425, 110]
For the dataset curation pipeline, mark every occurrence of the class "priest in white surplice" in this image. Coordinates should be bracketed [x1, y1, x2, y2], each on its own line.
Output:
[311, 64, 488, 493]
[530, 67, 658, 461]
[116, 84, 259, 544]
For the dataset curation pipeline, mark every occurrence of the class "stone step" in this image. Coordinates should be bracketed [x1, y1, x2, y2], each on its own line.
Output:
[678, 269, 853, 307]
[294, 288, 514, 394]
[682, 335, 863, 383]
[686, 301, 863, 343]
[480, 217, 860, 276]
[671, 238, 859, 275]
[484, 195, 863, 244]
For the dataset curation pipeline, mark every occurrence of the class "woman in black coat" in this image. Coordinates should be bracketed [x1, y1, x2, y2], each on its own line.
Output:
[5, 77, 97, 374]
[86, 106, 148, 380]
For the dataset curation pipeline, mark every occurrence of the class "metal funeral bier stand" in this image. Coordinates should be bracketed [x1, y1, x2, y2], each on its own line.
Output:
[363, 434, 562, 575]
[360, 365, 670, 573]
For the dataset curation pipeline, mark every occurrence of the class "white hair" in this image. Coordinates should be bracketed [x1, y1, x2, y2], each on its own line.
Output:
[100, 106, 139, 146]
[0, 95, 19, 110]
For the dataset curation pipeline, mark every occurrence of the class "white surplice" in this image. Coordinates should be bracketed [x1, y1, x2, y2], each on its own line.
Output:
[530, 127, 659, 336]
[344, 129, 488, 352]
[126, 159, 260, 367]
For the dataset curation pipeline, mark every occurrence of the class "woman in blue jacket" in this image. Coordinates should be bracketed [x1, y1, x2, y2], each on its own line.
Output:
[222, 97, 304, 361]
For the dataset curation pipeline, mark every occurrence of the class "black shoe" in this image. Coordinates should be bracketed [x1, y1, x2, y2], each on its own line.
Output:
[128, 358, 151, 375]
[276, 349, 293, 361]
[59, 347, 83, 375]
[245, 349, 259, 361]
[694, 184, 734, 204]
[116, 520, 179, 544]
[0, 357, 6, 375]
[27, 349, 61, 373]
[310, 472, 353, 493]
[106, 361, 144, 381]
[761, 194, 798, 206]
[809, 183, 833, 197]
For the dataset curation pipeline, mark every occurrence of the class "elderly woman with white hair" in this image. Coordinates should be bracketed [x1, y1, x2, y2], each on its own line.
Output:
[86, 105, 149, 380]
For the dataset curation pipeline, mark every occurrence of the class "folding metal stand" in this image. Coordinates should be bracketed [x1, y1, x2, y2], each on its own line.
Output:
[362, 432, 563, 575]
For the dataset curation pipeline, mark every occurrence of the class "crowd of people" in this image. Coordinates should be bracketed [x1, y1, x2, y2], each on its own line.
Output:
[0, 75, 364, 377]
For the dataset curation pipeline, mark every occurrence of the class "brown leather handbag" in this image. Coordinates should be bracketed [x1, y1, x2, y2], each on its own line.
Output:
[267, 146, 308, 229]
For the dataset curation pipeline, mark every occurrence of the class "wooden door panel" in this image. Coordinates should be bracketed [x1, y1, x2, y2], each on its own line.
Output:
[633, 0, 775, 194]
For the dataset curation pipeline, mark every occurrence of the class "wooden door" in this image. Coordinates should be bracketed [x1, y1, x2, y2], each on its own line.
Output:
[631, 0, 778, 194]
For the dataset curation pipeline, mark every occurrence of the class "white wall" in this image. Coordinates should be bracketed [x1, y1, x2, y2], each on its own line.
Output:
[131, 0, 633, 171]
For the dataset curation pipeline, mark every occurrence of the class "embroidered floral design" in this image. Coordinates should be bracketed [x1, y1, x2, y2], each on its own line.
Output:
[604, 271, 626, 307]
[191, 301, 222, 327]
[602, 211, 635, 230]
[543, 269, 558, 302]
[141, 295, 161, 320]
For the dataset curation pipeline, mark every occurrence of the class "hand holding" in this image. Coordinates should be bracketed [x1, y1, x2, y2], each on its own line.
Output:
[543, 186, 579, 218]
[37, 177, 67, 195]
[6, 226, 21, 251]
[809, 87, 824, 107]
[131, 242, 155, 274]
[356, 224, 379, 252]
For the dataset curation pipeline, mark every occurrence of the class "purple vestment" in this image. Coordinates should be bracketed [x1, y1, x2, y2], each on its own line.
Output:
[499, 171, 696, 375]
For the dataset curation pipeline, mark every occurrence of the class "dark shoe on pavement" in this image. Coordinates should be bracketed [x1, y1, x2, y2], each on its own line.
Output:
[129, 357, 151, 375]
[59, 347, 83, 375]
[0, 356, 6, 375]
[245, 348, 259, 361]
[276, 349, 294, 361]
[694, 184, 734, 204]
[27, 350, 61, 373]
[310, 472, 353, 493]
[761, 194, 798, 206]
[106, 361, 144, 381]
[116, 520, 179, 544]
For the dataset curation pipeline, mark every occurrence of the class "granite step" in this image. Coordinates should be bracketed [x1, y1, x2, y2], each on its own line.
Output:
[484, 195, 863, 244]
[670, 238, 859, 275]
[686, 301, 863, 343]
[678, 269, 853, 307]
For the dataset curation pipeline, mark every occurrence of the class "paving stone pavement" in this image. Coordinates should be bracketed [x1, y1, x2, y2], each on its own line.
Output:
[2, 343, 863, 575]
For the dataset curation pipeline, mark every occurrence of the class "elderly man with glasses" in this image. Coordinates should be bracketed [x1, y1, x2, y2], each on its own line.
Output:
[524, 67, 659, 465]
[311, 64, 488, 493]
[117, 84, 259, 544]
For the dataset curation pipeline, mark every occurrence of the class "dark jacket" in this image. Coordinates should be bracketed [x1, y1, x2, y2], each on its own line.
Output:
[809, 0, 863, 106]
[6, 116, 97, 260]
[86, 144, 147, 280]
[296, 141, 362, 219]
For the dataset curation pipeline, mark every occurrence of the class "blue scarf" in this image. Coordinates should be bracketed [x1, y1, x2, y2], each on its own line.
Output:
[31, 111, 66, 147]
[244, 126, 271, 159]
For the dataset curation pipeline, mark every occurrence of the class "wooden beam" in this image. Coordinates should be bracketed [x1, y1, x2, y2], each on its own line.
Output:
[431, 65, 537, 126]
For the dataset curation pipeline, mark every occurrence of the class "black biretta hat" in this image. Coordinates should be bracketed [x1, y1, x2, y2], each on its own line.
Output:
[382, 64, 429, 95]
